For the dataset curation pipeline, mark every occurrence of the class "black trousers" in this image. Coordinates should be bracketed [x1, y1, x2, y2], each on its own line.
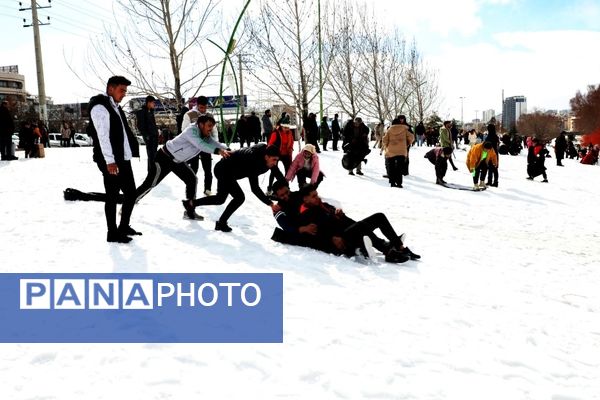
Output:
[268, 155, 292, 189]
[342, 212, 399, 256]
[136, 149, 197, 203]
[200, 152, 213, 191]
[193, 162, 244, 223]
[296, 169, 324, 188]
[332, 134, 339, 150]
[0, 134, 11, 159]
[435, 156, 448, 179]
[96, 159, 136, 233]
[473, 162, 489, 184]
[486, 164, 498, 184]
[145, 139, 158, 171]
[187, 153, 213, 191]
[322, 136, 329, 150]
[385, 155, 406, 185]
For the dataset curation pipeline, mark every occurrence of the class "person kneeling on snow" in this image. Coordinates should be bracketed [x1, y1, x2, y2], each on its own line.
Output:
[286, 144, 325, 189]
[424, 146, 453, 185]
[466, 141, 498, 190]
[280, 184, 420, 263]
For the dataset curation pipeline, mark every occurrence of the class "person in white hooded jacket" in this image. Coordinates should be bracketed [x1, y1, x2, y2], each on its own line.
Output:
[135, 114, 229, 219]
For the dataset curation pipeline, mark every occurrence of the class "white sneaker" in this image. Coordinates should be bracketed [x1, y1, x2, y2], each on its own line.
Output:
[362, 236, 377, 260]
[478, 181, 486, 189]
[203, 189, 212, 196]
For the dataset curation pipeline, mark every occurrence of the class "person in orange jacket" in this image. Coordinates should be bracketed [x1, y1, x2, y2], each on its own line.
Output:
[266, 124, 295, 194]
[466, 141, 498, 190]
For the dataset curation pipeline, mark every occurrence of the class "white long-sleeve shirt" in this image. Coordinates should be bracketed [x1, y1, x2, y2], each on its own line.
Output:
[165, 124, 227, 163]
[90, 93, 132, 164]
[181, 107, 218, 140]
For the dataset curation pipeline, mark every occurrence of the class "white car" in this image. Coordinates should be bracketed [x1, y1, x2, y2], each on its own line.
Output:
[48, 133, 91, 147]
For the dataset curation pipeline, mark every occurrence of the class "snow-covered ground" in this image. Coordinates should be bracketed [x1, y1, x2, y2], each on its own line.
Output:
[1, 142, 599, 399]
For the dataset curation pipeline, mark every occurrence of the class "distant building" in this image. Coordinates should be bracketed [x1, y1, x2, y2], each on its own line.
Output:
[482, 109, 495, 124]
[0, 65, 27, 103]
[502, 96, 527, 131]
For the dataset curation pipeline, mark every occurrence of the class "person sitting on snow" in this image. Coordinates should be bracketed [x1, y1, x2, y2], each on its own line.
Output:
[270, 181, 418, 263]
[292, 184, 420, 263]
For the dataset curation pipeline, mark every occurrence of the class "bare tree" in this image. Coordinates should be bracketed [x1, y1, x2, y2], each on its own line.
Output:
[406, 40, 440, 124]
[517, 111, 563, 142]
[325, 0, 366, 119]
[73, 0, 219, 108]
[244, 0, 328, 122]
[570, 84, 600, 134]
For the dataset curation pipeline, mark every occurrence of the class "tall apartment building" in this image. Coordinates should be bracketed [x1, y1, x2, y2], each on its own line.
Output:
[502, 96, 527, 131]
[0, 65, 26, 103]
[482, 109, 495, 124]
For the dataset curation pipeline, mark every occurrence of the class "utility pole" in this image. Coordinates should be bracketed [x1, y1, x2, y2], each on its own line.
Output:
[317, 0, 323, 120]
[20, 0, 51, 126]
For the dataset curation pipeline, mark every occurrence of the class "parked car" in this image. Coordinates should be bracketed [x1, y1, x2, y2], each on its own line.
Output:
[47, 133, 91, 147]
[73, 133, 93, 146]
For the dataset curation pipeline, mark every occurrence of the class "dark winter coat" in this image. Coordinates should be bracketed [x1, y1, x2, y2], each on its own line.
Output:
[136, 105, 158, 145]
[303, 115, 320, 146]
[331, 118, 341, 139]
[527, 145, 548, 177]
[214, 143, 284, 205]
[0, 104, 14, 136]
[555, 134, 567, 159]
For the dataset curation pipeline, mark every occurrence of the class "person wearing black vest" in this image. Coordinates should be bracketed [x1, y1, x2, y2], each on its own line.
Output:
[88, 76, 140, 243]
[191, 144, 284, 232]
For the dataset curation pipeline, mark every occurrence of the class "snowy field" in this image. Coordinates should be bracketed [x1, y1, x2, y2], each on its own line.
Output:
[1, 142, 599, 400]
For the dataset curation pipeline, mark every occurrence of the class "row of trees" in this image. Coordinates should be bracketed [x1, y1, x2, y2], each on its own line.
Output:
[516, 85, 600, 142]
[74, 0, 439, 129]
[243, 0, 439, 123]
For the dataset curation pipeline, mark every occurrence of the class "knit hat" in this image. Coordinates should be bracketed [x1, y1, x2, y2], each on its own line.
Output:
[302, 144, 316, 154]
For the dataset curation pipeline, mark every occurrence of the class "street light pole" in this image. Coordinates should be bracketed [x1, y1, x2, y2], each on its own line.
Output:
[459, 96, 465, 127]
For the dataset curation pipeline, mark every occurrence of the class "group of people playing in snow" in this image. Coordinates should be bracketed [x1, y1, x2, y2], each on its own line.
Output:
[89, 75, 596, 263]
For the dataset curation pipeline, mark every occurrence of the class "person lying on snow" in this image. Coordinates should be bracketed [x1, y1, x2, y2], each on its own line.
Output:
[270, 181, 420, 263]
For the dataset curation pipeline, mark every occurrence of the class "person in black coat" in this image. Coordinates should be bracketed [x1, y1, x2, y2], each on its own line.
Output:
[191, 144, 284, 232]
[176, 98, 189, 135]
[527, 138, 549, 182]
[136, 95, 159, 171]
[331, 113, 341, 151]
[303, 112, 321, 153]
[485, 119, 500, 187]
[0, 100, 16, 160]
[247, 111, 262, 144]
[344, 117, 370, 175]
[554, 131, 567, 166]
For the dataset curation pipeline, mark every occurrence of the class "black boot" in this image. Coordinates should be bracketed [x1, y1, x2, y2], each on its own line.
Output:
[118, 225, 142, 236]
[107, 230, 132, 243]
[215, 220, 233, 232]
[385, 248, 409, 263]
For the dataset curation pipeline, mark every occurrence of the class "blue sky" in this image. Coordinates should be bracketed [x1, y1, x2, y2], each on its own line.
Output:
[1, 0, 599, 122]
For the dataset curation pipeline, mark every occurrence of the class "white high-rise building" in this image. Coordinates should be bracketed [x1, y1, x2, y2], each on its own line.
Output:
[482, 109, 495, 124]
